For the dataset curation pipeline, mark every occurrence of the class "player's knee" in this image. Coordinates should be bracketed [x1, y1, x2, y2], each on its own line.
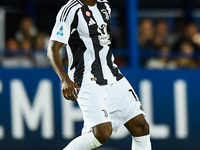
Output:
[93, 123, 112, 144]
[94, 129, 112, 144]
[138, 121, 149, 135]
[132, 120, 150, 136]
[142, 122, 150, 135]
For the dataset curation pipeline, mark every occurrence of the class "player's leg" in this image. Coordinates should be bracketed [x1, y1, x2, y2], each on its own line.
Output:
[63, 82, 112, 150]
[124, 114, 151, 150]
[92, 122, 112, 144]
[106, 77, 151, 150]
[63, 122, 112, 150]
[62, 131, 101, 150]
[124, 114, 149, 136]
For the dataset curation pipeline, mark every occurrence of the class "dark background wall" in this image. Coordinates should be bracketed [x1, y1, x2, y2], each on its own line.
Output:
[1, 0, 200, 39]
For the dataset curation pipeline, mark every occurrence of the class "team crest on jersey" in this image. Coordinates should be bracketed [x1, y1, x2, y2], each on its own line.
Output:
[97, 24, 111, 46]
[57, 25, 64, 36]
[86, 11, 91, 17]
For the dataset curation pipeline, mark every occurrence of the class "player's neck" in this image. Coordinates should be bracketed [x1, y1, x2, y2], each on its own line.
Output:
[80, 0, 96, 6]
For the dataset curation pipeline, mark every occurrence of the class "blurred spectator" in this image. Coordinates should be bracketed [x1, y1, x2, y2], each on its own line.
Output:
[20, 38, 35, 68]
[175, 41, 198, 69]
[34, 32, 46, 50]
[21, 39, 32, 54]
[153, 20, 175, 49]
[6, 38, 19, 52]
[1, 38, 20, 68]
[138, 18, 155, 66]
[1, 38, 34, 68]
[34, 32, 50, 68]
[138, 18, 154, 50]
[139, 18, 200, 69]
[145, 45, 177, 69]
[15, 16, 38, 48]
[173, 22, 200, 52]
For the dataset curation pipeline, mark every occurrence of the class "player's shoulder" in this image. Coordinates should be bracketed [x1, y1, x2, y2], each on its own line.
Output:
[61, 0, 83, 11]
[97, 0, 109, 4]
[57, 0, 83, 22]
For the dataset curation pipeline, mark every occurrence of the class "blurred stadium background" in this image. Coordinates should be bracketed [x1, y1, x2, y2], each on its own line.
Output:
[0, 0, 200, 149]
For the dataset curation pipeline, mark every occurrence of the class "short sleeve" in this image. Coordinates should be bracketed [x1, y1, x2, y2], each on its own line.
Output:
[49, 22, 70, 45]
[49, 5, 77, 45]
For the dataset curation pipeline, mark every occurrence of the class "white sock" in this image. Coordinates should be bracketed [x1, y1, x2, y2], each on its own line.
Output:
[63, 132, 102, 150]
[132, 134, 151, 150]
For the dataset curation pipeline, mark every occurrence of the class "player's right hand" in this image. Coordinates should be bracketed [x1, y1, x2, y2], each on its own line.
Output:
[61, 78, 80, 101]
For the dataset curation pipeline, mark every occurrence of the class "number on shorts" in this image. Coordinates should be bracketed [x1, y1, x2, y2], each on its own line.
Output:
[129, 89, 139, 101]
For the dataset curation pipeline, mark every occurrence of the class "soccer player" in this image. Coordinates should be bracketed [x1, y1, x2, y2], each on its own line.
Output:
[47, 0, 151, 149]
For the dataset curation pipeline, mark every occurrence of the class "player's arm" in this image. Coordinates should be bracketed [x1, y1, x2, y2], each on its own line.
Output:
[47, 40, 80, 101]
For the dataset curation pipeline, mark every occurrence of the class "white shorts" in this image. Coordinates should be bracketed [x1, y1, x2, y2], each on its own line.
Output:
[77, 77, 145, 134]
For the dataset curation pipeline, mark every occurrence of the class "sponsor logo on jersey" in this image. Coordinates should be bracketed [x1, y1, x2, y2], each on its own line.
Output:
[57, 25, 64, 36]
[91, 77, 97, 81]
[88, 18, 96, 26]
[97, 24, 111, 46]
[86, 11, 91, 17]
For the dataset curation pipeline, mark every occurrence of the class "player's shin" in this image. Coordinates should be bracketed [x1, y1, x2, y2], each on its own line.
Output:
[63, 132, 102, 150]
[131, 134, 152, 150]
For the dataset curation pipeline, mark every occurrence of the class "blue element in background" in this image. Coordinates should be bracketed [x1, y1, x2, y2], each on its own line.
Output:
[57, 25, 64, 36]
[0, 69, 200, 150]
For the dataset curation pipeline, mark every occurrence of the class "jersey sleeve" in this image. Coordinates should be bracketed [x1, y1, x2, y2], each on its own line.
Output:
[49, 6, 76, 45]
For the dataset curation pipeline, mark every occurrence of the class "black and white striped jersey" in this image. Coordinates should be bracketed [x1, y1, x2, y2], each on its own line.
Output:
[50, 0, 123, 87]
